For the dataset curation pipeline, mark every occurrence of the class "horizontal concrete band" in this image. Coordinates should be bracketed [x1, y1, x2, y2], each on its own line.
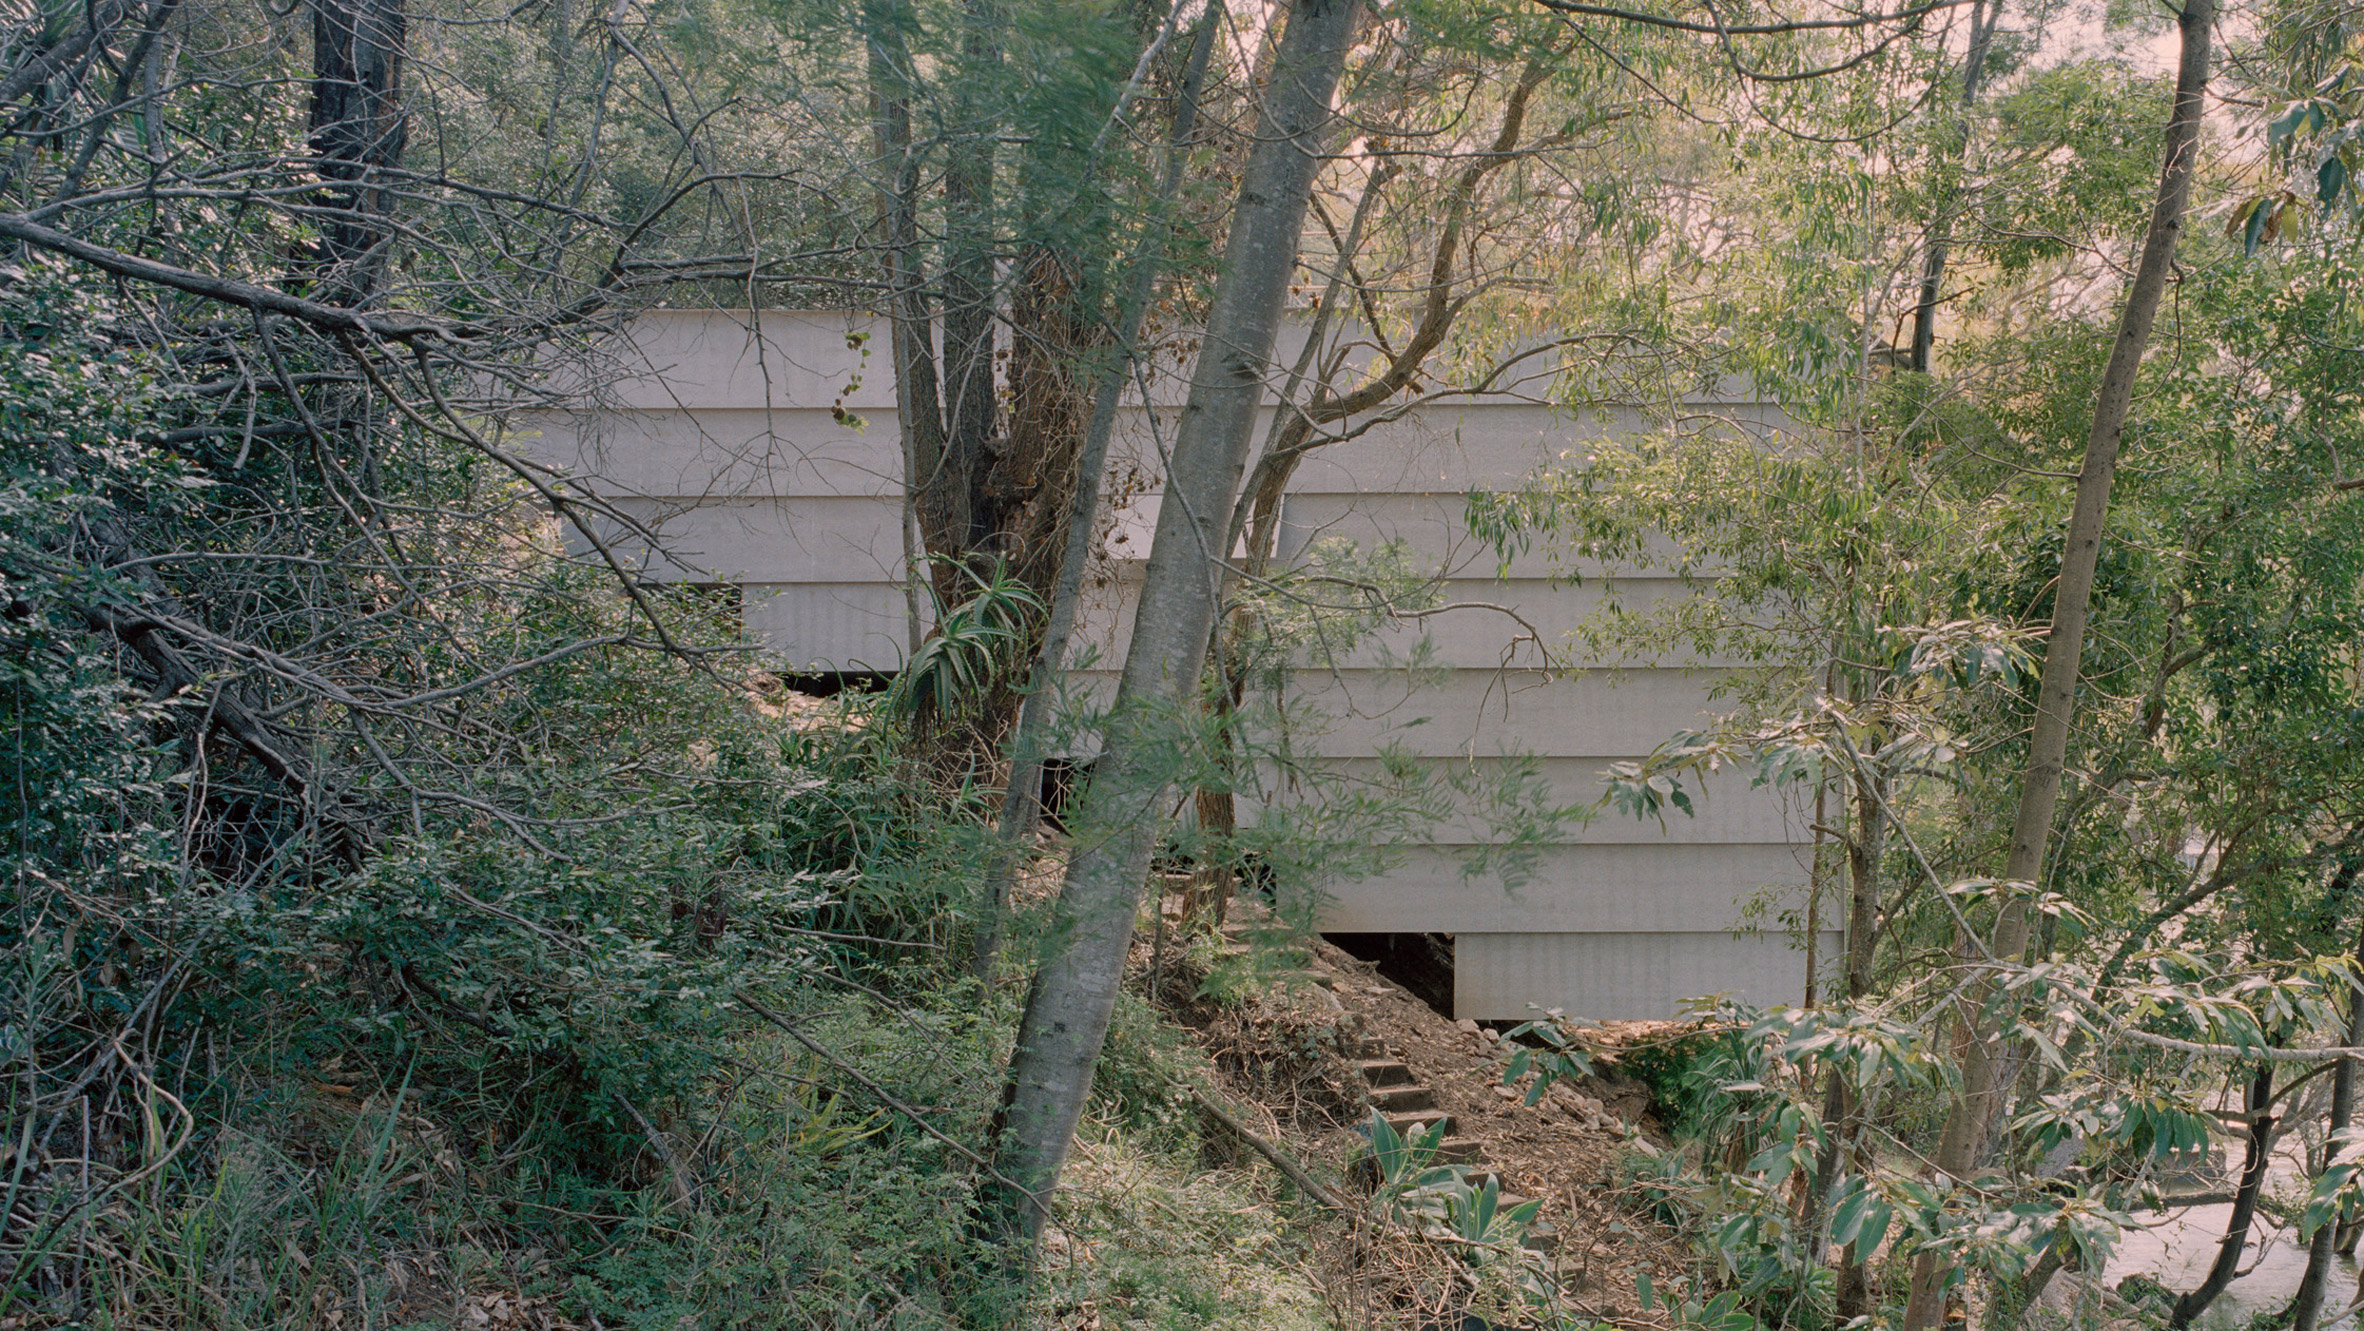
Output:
[1311, 842, 1811, 933]
[734, 575, 1744, 675]
[1454, 930, 1836, 1021]
[556, 488, 1711, 585]
[1243, 755, 1807, 845]
[578, 497, 905, 582]
[513, 400, 1674, 498]
[565, 311, 1777, 415]
[1239, 667, 1759, 758]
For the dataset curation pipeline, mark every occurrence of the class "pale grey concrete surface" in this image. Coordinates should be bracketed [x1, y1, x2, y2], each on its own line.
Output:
[524, 311, 1822, 1020]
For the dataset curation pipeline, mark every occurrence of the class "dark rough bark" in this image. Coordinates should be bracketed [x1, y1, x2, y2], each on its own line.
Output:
[1900, 3, 2213, 1322]
[866, 0, 946, 656]
[998, 254, 1103, 594]
[972, 7, 1219, 981]
[983, 0, 1359, 1248]
[2295, 885, 2364, 1331]
[308, 0, 407, 302]
[1906, 0, 1999, 373]
[930, 0, 1000, 586]
[2170, 1064, 2278, 1329]
[1830, 762, 1887, 1322]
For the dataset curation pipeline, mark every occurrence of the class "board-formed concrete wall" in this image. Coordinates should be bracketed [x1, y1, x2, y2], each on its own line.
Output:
[520, 309, 1828, 1021]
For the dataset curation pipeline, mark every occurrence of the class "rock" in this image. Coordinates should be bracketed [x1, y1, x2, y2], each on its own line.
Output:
[1456, 1018, 1481, 1033]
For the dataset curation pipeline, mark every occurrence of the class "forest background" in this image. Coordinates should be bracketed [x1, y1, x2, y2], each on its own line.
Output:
[2, 0, 2362, 1322]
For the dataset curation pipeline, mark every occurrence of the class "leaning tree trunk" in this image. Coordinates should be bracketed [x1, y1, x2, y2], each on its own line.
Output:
[981, 0, 1360, 1249]
[1899, 1, 2214, 1324]
[1832, 752, 1888, 1321]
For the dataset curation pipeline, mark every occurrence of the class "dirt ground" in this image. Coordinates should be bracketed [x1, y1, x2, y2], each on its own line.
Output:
[1155, 911, 1703, 1329]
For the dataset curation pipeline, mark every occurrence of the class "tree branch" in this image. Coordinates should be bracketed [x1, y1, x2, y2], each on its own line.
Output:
[1528, 0, 1967, 35]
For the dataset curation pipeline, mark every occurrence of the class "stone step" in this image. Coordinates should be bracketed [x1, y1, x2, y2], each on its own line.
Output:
[1357, 1035, 1389, 1059]
[1382, 1108, 1453, 1139]
[1433, 1136, 1484, 1165]
[1367, 1084, 1436, 1113]
[1358, 1058, 1414, 1087]
[1453, 1165, 1505, 1190]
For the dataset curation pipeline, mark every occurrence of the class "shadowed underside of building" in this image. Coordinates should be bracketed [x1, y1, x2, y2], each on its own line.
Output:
[522, 310, 1828, 1021]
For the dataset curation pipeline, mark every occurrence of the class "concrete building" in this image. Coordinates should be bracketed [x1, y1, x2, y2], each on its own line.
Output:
[522, 309, 1825, 1020]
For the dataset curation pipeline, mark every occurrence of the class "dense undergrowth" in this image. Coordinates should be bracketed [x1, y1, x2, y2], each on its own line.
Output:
[1, 600, 1342, 1329]
[0, 265, 1360, 1330]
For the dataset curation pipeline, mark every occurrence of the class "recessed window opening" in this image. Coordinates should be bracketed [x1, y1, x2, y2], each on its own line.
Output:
[777, 670, 894, 699]
[1323, 932, 1455, 1019]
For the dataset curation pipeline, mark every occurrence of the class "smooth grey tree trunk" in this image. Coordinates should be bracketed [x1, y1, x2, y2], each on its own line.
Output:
[971, 6, 1221, 982]
[983, 0, 1360, 1248]
[1900, 0, 2213, 1323]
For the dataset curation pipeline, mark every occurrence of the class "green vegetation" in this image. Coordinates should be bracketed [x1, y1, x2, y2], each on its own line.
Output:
[9, 0, 2364, 1321]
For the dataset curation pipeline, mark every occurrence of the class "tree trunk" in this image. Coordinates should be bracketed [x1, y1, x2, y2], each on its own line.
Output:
[865, 0, 947, 656]
[999, 253, 1105, 599]
[971, 6, 1220, 982]
[2170, 1064, 2278, 1329]
[1832, 761, 1885, 1322]
[1905, 0, 1999, 373]
[2293, 906, 2364, 1331]
[1845, 767, 1886, 1003]
[982, 0, 1359, 1248]
[931, 0, 1000, 583]
[1899, 3, 2214, 1324]
[1188, 54, 1556, 892]
[2336, 861, 2364, 1259]
[307, 0, 406, 302]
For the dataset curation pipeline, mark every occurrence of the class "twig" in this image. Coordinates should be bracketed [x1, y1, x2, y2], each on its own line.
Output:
[616, 1094, 698, 1208]
[1189, 1087, 1354, 1212]
[731, 990, 1043, 1208]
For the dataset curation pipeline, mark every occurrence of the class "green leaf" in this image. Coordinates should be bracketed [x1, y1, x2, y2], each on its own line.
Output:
[1858, 1199, 1894, 1253]
[1829, 1180, 1871, 1245]
[2269, 102, 2311, 154]
[2245, 196, 2277, 255]
[2321, 155, 2349, 208]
